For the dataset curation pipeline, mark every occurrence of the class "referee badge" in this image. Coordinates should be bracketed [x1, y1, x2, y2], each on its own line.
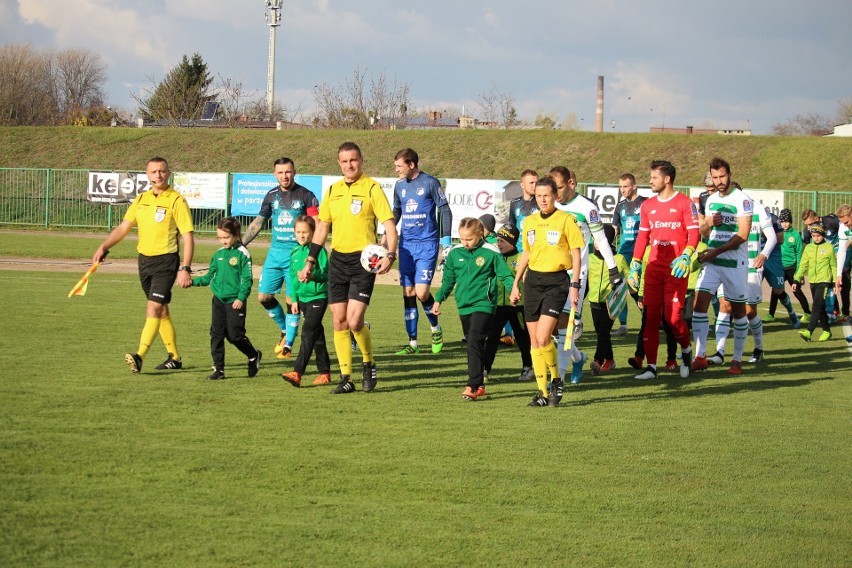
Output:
[351, 199, 363, 215]
[527, 229, 535, 246]
[155, 207, 167, 223]
[229, 257, 238, 266]
[547, 230, 559, 246]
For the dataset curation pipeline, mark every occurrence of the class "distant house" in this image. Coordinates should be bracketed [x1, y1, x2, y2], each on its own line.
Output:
[825, 118, 852, 137]
[649, 126, 751, 135]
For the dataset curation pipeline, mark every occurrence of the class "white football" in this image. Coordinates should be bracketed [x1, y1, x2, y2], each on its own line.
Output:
[360, 244, 388, 273]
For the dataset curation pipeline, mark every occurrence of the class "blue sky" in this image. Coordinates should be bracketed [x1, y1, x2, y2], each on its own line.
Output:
[3, 0, 851, 133]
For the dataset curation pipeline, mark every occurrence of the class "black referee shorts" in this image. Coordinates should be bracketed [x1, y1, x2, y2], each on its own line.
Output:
[138, 252, 179, 304]
[328, 250, 376, 305]
[523, 269, 569, 322]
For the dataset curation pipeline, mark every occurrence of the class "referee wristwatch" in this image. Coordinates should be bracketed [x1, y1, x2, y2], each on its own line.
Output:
[570, 281, 581, 289]
[179, 265, 192, 273]
[386, 251, 397, 263]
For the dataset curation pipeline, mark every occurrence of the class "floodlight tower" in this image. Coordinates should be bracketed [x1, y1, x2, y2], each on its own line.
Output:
[265, 1, 283, 118]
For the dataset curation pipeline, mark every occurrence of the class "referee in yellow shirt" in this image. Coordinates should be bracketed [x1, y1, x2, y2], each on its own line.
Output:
[298, 142, 398, 394]
[93, 157, 195, 374]
[510, 175, 583, 407]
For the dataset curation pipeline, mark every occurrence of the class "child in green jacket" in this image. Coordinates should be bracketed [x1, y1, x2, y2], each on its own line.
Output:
[192, 217, 261, 380]
[432, 217, 516, 401]
[281, 216, 332, 387]
[794, 222, 836, 341]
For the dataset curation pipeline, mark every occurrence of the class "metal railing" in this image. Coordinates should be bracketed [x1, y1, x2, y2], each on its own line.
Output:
[0, 168, 847, 234]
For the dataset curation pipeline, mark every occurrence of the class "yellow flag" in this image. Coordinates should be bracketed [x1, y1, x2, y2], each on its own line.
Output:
[67, 262, 100, 298]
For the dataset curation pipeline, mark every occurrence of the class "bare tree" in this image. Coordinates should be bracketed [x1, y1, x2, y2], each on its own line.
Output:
[53, 48, 106, 119]
[771, 113, 834, 136]
[476, 84, 519, 129]
[312, 66, 412, 129]
[0, 43, 56, 125]
[476, 88, 499, 127]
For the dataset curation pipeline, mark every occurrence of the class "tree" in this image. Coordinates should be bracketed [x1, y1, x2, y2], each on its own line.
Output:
[476, 84, 520, 128]
[0, 43, 55, 125]
[534, 111, 559, 130]
[53, 48, 106, 120]
[312, 66, 412, 129]
[771, 112, 834, 136]
[561, 112, 582, 131]
[137, 53, 214, 123]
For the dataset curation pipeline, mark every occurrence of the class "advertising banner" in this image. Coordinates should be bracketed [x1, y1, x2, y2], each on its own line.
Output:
[86, 171, 147, 203]
[230, 174, 324, 217]
[172, 172, 227, 209]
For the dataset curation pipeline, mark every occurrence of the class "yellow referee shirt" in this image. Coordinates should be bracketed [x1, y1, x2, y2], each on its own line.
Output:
[523, 210, 584, 272]
[319, 174, 393, 254]
[123, 187, 194, 256]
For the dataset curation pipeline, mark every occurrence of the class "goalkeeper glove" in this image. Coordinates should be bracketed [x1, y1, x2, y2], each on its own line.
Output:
[627, 259, 642, 292]
[670, 247, 694, 278]
[608, 266, 623, 288]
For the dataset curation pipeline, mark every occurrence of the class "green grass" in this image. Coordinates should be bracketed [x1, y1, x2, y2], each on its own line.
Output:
[1, 261, 850, 566]
[2, 126, 852, 190]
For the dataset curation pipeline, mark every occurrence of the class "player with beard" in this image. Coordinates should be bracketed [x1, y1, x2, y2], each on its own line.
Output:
[691, 158, 753, 375]
[626, 160, 699, 380]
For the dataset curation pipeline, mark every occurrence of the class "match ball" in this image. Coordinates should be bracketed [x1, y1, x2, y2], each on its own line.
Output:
[360, 243, 388, 273]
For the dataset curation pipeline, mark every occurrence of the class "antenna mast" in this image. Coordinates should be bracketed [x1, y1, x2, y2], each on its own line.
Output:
[265, 1, 283, 118]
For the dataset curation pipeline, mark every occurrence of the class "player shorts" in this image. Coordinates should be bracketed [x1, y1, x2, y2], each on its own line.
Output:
[398, 240, 439, 287]
[762, 253, 785, 290]
[747, 270, 763, 304]
[696, 262, 747, 303]
[259, 245, 295, 297]
[561, 266, 587, 314]
[138, 252, 179, 304]
[524, 269, 570, 322]
[328, 250, 376, 305]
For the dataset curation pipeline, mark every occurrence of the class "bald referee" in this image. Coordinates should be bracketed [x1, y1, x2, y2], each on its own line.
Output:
[298, 142, 398, 394]
[93, 157, 195, 374]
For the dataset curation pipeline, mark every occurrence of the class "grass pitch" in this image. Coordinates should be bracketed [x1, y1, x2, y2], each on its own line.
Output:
[1, 266, 850, 566]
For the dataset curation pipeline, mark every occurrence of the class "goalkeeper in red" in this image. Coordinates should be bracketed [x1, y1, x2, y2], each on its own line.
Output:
[627, 160, 699, 380]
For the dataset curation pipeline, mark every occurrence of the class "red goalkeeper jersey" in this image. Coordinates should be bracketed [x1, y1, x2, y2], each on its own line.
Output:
[633, 192, 699, 269]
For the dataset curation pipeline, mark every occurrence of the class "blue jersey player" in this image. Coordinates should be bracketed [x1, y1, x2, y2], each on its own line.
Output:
[243, 157, 319, 359]
[611, 172, 645, 335]
[391, 148, 453, 355]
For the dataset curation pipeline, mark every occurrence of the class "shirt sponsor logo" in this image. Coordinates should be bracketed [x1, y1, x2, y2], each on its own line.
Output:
[652, 220, 681, 230]
[405, 199, 418, 213]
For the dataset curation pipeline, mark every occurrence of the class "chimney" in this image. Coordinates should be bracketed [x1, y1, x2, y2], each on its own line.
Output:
[595, 76, 604, 133]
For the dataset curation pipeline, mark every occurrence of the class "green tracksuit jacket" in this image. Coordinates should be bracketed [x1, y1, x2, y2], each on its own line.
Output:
[781, 227, 803, 270]
[435, 240, 515, 315]
[192, 243, 253, 302]
[288, 244, 329, 303]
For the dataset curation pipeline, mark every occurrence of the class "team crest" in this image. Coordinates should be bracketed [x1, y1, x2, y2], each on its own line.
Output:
[350, 199, 363, 215]
[475, 256, 485, 267]
[155, 207, 167, 223]
[229, 257, 238, 266]
[291, 200, 302, 210]
[417, 188, 425, 196]
[589, 209, 600, 224]
[547, 230, 560, 245]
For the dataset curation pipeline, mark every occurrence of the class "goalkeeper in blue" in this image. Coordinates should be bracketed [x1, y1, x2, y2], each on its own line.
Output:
[391, 148, 453, 356]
